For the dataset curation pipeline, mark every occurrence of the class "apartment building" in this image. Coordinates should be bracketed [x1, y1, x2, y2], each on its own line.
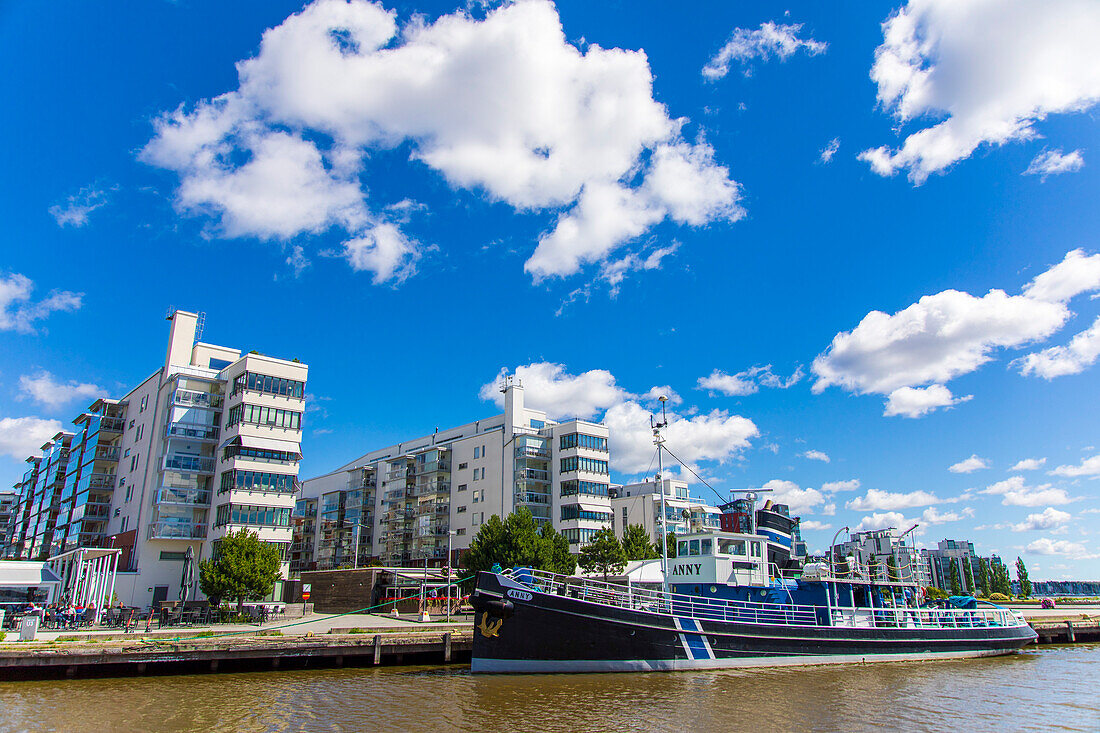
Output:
[609, 478, 721, 543]
[0, 491, 16, 557]
[4, 310, 307, 607]
[297, 378, 612, 569]
[832, 528, 932, 586]
[922, 539, 985, 592]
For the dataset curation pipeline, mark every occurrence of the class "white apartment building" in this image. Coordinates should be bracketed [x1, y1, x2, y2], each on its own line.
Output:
[297, 378, 612, 569]
[610, 478, 722, 544]
[832, 528, 931, 586]
[5, 310, 307, 608]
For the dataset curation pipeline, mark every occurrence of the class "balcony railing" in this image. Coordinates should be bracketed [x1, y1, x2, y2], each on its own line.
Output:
[99, 417, 126, 434]
[515, 446, 550, 459]
[155, 487, 213, 506]
[415, 460, 451, 474]
[171, 389, 224, 409]
[165, 423, 221, 442]
[148, 521, 208, 540]
[87, 473, 116, 490]
[162, 454, 216, 474]
[83, 502, 111, 519]
[91, 446, 121, 462]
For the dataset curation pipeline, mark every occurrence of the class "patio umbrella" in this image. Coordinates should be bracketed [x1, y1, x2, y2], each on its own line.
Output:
[179, 545, 195, 603]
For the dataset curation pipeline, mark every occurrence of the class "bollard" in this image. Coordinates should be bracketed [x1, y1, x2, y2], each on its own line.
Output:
[373, 634, 382, 665]
[444, 631, 452, 663]
[1066, 620, 1075, 643]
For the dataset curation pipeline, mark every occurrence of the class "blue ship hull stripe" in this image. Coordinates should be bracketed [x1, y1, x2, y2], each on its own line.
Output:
[674, 617, 714, 660]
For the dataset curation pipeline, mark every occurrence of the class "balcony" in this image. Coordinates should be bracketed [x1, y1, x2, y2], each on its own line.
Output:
[171, 389, 224, 410]
[99, 417, 125, 434]
[83, 502, 111, 519]
[519, 468, 550, 482]
[515, 446, 550, 459]
[148, 521, 208, 540]
[155, 487, 213, 506]
[415, 460, 451, 474]
[162, 454, 216, 474]
[87, 473, 116, 490]
[91, 446, 121, 462]
[165, 423, 220, 442]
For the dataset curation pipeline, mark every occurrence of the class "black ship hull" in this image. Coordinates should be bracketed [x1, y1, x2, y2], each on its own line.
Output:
[470, 572, 1037, 674]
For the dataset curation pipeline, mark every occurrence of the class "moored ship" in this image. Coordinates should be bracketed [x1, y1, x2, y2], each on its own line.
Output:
[469, 529, 1037, 673]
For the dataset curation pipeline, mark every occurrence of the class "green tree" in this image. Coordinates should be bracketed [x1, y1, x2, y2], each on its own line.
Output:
[666, 532, 677, 559]
[198, 529, 281, 611]
[500, 508, 544, 567]
[459, 514, 508, 576]
[887, 554, 900, 583]
[621, 524, 657, 561]
[538, 524, 577, 576]
[962, 558, 974, 594]
[992, 561, 1012, 597]
[977, 558, 991, 597]
[1016, 557, 1032, 599]
[577, 528, 627, 581]
[949, 562, 962, 596]
[924, 585, 948, 600]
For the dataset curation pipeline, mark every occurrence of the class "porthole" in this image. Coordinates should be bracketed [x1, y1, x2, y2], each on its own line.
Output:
[710, 586, 718, 593]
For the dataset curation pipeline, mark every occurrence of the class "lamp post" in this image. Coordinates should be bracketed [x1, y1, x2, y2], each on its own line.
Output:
[651, 396, 670, 596]
[351, 518, 372, 570]
[446, 529, 457, 622]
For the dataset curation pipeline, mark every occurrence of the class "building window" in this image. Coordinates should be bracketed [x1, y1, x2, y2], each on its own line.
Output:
[232, 372, 306, 399]
[560, 505, 613, 522]
[215, 503, 292, 527]
[561, 528, 602, 545]
[559, 433, 608, 452]
[457, 505, 467, 513]
[457, 484, 467, 492]
[219, 470, 297, 494]
[226, 403, 302, 430]
[140, 395, 148, 412]
[160, 551, 187, 561]
[222, 445, 300, 464]
[472, 490, 482, 503]
[560, 480, 610, 497]
[560, 457, 608, 474]
[458, 462, 468, 470]
[456, 528, 466, 536]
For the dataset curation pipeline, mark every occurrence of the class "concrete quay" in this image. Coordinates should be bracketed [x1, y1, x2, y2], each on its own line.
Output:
[0, 626, 472, 680]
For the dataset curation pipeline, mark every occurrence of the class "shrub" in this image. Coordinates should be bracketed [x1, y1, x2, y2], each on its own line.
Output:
[989, 592, 1010, 601]
[0, 631, 6, 642]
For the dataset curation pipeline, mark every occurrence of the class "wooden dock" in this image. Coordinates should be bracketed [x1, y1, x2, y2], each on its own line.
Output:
[1030, 617, 1100, 644]
[0, 628, 472, 680]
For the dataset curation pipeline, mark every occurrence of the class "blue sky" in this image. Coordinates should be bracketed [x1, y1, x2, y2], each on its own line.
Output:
[2, 0, 1099, 578]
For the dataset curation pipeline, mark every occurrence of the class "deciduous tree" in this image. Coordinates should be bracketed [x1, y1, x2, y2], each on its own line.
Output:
[578, 528, 627, 581]
[198, 529, 281, 611]
[1016, 557, 1032, 599]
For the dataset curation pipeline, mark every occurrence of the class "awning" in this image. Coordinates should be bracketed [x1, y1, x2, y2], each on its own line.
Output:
[0, 561, 63, 586]
[222, 434, 302, 457]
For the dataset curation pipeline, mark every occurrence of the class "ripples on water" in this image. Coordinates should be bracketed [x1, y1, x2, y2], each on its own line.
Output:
[1, 645, 1097, 733]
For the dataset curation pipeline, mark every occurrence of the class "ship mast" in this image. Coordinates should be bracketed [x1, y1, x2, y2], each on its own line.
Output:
[651, 395, 670, 595]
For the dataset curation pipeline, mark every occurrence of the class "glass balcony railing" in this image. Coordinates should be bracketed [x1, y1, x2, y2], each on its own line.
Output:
[99, 417, 126, 434]
[515, 446, 550, 459]
[87, 473, 116, 490]
[91, 446, 121, 462]
[154, 487, 213, 506]
[165, 423, 220, 442]
[162, 454, 216, 474]
[148, 521, 208, 539]
[171, 390, 224, 410]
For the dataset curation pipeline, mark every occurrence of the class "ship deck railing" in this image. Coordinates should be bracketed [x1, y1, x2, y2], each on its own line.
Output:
[501, 568, 1027, 631]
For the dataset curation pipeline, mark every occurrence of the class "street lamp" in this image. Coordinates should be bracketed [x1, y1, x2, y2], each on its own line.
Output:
[446, 529, 457, 622]
[352, 518, 372, 570]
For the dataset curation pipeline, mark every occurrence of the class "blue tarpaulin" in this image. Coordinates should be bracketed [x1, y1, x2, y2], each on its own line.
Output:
[947, 595, 978, 609]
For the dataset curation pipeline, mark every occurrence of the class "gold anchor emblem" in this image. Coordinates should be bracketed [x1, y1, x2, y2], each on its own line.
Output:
[478, 612, 504, 638]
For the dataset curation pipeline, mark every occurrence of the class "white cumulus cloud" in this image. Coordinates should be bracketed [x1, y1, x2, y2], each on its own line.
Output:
[1050, 454, 1100, 478]
[860, 0, 1100, 183]
[813, 250, 1100, 416]
[703, 22, 826, 80]
[802, 450, 830, 463]
[1014, 507, 1072, 531]
[982, 475, 1072, 506]
[143, 0, 742, 285]
[0, 416, 64, 460]
[697, 364, 802, 396]
[822, 479, 860, 494]
[0, 274, 83, 334]
[949, 454, 989, 474]
[1016, 316, 1100, 379]
[480, 362, 629, 420]
[819, 137, 840, 164]
[1023, 149, 1085, 181]
[1011, 457, 1046, 471]
[19, 371, 102, 409]
[846, 488, 939, 512]
[759, 479, 825, 515]
[49, 183, 115, 228]
[1026, 538, 1098, 559]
